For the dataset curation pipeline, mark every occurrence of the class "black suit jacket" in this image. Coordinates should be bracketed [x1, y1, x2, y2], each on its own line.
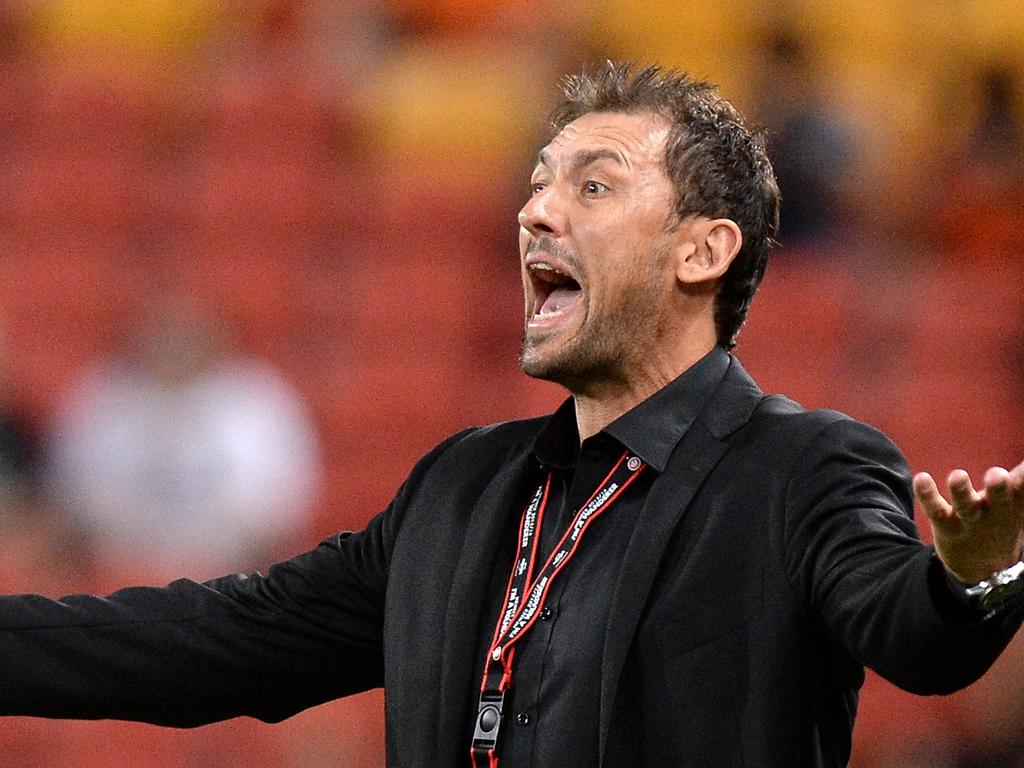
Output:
[0, 355, 1021, 767]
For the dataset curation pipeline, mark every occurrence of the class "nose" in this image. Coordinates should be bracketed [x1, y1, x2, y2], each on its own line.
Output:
[518, 185, 566, 238]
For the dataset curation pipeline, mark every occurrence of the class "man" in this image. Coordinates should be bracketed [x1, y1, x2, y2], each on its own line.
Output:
[1, 63, 1022, 768]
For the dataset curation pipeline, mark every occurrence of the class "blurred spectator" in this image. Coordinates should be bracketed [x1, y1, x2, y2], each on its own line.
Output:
[753, 31, 856, 249]
[46, 294, 320, 582]
[0, 406, 39, 511]
[0, 322, 90, 598]
[0, 327, 41, 515]
[0, 413, 37, 503]
[965, 65, 1023, 162]
[930, 63, 1024, 260]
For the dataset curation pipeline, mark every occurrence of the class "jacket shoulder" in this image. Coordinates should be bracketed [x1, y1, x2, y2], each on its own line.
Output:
[414, 415, 549, 475]
[459, 414, 550, 446]
[746, 393, 890, 447]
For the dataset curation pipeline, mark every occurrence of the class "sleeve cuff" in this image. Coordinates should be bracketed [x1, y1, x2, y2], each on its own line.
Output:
[928, 554, 987, 622]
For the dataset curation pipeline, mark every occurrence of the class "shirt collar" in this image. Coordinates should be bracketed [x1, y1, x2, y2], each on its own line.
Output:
[532, 346, 731, 472]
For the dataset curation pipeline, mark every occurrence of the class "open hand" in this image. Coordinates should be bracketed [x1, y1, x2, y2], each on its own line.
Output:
[914, 462, 1024, 585]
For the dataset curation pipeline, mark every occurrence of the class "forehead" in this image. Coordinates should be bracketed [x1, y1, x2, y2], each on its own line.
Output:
[539, 111, 672, 169]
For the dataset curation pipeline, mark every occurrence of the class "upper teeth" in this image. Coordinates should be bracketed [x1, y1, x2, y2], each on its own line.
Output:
[529, 262, 568, 284]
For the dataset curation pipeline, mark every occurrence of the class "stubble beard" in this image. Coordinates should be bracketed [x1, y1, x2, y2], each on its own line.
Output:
[519, 319, 627, 395]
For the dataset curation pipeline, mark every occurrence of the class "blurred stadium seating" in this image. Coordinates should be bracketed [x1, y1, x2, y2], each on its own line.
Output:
[0, 1, 1021, 766]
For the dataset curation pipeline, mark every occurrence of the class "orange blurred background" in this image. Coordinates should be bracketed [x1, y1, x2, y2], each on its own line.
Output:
[0, 1, 1021, 766]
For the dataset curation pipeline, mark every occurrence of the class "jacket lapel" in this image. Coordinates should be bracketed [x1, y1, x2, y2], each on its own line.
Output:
[435, 443, 535, 766]
[597, 357, 764, 764]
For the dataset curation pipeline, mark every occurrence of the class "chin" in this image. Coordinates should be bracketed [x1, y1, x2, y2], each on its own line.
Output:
[518, 346, 554, 380]
[519, 341, 569, 384]
[518, 342, 607, 395]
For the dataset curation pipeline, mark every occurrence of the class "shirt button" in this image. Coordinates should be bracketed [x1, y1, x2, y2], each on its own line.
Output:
[516, 712, 531, 726]
[539, 606, 553, 621]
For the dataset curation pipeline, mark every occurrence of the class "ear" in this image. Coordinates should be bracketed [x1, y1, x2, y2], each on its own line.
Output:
[674, 218, 743, 286]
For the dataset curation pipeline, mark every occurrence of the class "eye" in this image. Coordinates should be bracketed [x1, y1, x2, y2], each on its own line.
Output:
[583, 180, 609, 197]
[530, 181, 546, 196]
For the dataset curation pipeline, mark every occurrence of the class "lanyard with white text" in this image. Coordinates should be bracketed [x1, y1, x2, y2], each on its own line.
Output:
[470, 450, 647, 768]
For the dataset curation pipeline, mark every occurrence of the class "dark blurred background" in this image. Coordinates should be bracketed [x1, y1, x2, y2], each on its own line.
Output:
[0, 0, 1021, 766]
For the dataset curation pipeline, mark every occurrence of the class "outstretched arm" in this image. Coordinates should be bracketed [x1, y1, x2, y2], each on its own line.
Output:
[0, 427, 474, 727]
[914, 461, 1024, 585]
[0, 528, 388, 727]
[785, 418, 1023, 694]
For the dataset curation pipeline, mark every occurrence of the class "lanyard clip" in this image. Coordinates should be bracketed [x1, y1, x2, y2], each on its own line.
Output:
[472, 688, 507, 752]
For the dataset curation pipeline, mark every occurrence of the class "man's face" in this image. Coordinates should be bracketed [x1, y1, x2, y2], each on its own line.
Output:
[518, 110, 680, 392]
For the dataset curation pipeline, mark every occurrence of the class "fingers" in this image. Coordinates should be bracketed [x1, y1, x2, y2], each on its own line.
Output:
[980, 463, 1024, 565]
[1009, 462, 1024, 559]
[1007, 461, 1024, 496]
[917, 463, 1024, 525]
[914, 471, 952, 522]
[924, 461, 1024, 583]
[983, 466, 1011, 511]
[948, 469, 982, 521]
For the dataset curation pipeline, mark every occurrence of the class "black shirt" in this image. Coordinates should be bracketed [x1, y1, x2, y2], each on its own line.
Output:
[470, 347, 731, 766]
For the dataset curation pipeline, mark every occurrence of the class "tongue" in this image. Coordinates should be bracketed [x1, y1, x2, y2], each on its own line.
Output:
[539, 285, 580, 315]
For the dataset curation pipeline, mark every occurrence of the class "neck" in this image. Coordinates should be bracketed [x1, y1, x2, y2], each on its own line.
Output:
[573, 340, 717, 442]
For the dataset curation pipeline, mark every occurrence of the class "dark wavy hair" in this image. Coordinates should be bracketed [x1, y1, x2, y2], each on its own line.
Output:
[550, 62, 780, 348]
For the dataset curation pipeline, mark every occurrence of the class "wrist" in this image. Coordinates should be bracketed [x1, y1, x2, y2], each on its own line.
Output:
[939, 546, 1024, 586]
[960, 560, 1024, 612]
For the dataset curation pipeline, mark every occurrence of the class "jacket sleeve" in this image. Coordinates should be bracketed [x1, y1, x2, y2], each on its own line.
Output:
[0, 429, 473, 727]
[782, 416, 1024, 695]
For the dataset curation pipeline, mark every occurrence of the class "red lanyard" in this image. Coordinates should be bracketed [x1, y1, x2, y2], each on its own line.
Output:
[470, 450, 647, 767]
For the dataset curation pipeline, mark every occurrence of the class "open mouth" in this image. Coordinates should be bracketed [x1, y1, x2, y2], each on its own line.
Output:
[528, 261, 583, 320]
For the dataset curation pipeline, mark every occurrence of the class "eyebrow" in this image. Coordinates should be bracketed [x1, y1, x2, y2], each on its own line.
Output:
[535, 148, 626, 174]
